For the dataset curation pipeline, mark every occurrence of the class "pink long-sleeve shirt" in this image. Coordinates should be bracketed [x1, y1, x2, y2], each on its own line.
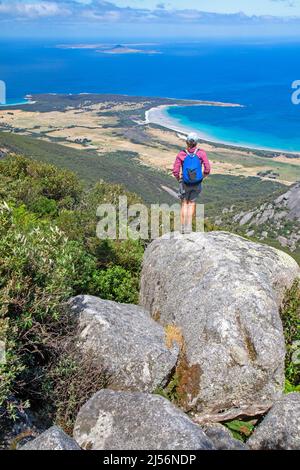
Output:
[173, 146, 211, 181]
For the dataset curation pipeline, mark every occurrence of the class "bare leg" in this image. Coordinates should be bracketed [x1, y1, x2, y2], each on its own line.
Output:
[180, 201, 195, 233]
[180, 201, 189, 231]
[189, 202, 197, 227]
[185, 201, 196, 231]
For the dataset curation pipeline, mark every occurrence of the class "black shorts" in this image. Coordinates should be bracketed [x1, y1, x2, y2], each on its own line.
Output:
[179, 181, 202, 202]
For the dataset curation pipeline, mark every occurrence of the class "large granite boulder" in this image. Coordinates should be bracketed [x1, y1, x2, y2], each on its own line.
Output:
[247, 393, 300, 450]
[140, 231, 300, 414]
[68, 295, 179, 393]
[73, 390, 214, 450]
[20, 426, 81, 450]
[201, 423, 248, 450]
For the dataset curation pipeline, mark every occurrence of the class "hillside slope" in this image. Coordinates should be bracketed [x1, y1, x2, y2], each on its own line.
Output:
[0, 131, 286, 216]
[216, 183, 300, 262]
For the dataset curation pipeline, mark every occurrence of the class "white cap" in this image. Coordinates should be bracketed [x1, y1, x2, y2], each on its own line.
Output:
[186, 132, 199, 143]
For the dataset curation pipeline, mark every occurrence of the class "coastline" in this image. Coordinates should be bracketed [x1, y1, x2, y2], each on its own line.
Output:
[0, 97, 36, 108]
[1, 92, 300, 186]
[1, 91, 300, 156]
[145, 104, 300, 155]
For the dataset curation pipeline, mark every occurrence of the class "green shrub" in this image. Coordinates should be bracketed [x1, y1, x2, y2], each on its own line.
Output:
[0, 202, 96, 418]
[154, 374, 181, 403]
[91, 266, 139, 304]
[94, 239, 144, 273]
[284, 378, 300, 394]
[0, 155, 83, 210]
[29, 196, 58, 217]
[280, 281, 300, 387]
[86, 180, 142, 208]
[224, 419, 256, 442]
[0, 155, 146, 426]
[55, 209, 87, 242]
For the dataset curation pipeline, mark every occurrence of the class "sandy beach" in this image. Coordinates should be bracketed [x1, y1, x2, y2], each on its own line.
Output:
[145, 104, 300, 155]
[1, 93, 300, 186]
[145, 104, 210, 139]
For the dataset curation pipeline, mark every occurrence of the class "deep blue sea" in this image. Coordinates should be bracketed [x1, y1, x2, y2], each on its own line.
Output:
[1, 39, 300, 152]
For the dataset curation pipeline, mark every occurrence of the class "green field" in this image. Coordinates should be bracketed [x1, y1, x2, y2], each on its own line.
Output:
[209, 149, 300, 183]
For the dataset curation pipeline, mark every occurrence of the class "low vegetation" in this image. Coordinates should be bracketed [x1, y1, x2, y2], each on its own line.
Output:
[224, 419, 256, 442]
[0, 155, 144, 431]
[0, 131, 286, 214]
[281, 281, 300, 390]
[0, 150, 298, 444]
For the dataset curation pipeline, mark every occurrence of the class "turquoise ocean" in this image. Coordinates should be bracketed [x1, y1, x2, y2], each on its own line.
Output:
[0, 39, 300, 152]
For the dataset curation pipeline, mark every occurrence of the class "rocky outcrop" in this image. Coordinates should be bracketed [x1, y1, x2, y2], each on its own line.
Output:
[201, 424, 248, 450]
[236, 184, 300, 226]
[247, 393, 300, 450]
[140, 231, 300, 415]
[68, 295, 179, 393]
[20, 426, 81, 450]
[73, 390, 214, 450]
[220, 184, 300, 252]
[275, 183, 300, 221]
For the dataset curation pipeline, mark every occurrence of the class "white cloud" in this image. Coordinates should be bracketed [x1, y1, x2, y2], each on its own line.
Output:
[0, 1, 70, 18]
[0, 0, 300, 23]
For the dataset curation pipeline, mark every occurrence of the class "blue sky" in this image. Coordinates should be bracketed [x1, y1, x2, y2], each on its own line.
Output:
[1, 0, 300, 38]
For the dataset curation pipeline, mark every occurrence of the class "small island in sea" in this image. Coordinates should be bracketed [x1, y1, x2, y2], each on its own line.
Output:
[99, 44, 161, 55]
[57, 43, 160, 55]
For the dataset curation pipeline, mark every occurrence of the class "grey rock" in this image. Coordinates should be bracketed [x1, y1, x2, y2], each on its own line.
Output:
[273, 210, 288, 221]
[247, 393, 300, 450]
[192, 402, 272, 425]
[233, 184, 300, 247]
[246, 230, 255, 237]
[277, 236, 289, 247]
[20, 426, 81, 450]
[274, 193, 287, 204]
[233, 212, 244, 223]
[277, 183, 300, 221]
[68, 295, 179, 393]
[140, 231, 300, 414]
[73, 390, 214, 450]
[202, 424, 248, 450]
[239, 211, 255, 226]
[255, 208, 274, 225]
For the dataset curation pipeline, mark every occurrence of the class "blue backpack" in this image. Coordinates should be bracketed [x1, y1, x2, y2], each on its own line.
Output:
[182, 149, 203, 185]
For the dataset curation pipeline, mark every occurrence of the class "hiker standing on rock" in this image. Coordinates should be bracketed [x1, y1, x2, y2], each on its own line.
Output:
[173, 133, 211, 234]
